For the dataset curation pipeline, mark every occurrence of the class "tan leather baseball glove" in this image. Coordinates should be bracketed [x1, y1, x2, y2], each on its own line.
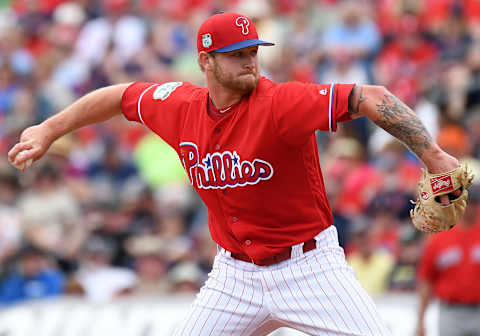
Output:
[410, 164, 474, 233]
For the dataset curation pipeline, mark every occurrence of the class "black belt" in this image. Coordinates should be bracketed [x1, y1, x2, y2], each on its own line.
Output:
[230, 238, 317, 266]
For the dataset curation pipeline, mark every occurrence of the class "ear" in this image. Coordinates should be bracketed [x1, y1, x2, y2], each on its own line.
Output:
[198, 51, 214, 72]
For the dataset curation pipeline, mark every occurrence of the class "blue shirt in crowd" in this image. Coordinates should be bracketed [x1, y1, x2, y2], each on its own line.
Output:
[0, 270, 65, 306]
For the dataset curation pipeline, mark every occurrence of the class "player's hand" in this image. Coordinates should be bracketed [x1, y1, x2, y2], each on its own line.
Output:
[426, 151, 459, 175]
[425, 151, 462, 205]
[8, 124, 54, 171]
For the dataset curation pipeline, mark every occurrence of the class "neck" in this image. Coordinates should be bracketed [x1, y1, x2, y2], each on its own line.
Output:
[206, 75, 245, 110]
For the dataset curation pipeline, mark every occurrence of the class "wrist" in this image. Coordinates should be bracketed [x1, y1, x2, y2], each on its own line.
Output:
[420, 144, 456, 173]
[42, 118, 62, 145]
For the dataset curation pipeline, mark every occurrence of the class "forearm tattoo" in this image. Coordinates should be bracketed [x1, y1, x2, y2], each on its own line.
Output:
[374, 93, 432, 157]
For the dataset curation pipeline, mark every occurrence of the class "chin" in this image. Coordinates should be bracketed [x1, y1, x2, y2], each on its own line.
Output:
[215, 67, 259, 93]
[236, 75, 258, 92]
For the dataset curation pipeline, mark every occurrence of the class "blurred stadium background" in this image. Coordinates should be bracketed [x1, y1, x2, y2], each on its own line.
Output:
[1, 0, 480, 335]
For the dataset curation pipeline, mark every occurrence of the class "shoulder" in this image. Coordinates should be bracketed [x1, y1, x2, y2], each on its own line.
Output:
[262, 78, 312, 97]
[127, 81, 205, 101]
[124, 81, 207, 118]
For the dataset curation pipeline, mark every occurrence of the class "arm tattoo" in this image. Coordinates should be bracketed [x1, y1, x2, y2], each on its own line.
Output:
[348, 85, 367, 118]
[375, 93, 432, 157]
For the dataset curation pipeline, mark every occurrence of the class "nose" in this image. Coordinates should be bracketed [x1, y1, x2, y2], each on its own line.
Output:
[244, 55, 256, 70]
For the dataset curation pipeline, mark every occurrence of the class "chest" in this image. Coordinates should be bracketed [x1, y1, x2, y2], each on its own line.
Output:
[435, 243, 480, 270]
[177, 104, 280, 191]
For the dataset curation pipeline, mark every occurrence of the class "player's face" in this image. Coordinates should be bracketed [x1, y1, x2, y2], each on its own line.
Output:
[211, 46, 259, 93]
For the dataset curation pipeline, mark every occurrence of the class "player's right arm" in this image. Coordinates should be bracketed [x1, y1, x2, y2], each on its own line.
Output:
[8, 84, 130, 169]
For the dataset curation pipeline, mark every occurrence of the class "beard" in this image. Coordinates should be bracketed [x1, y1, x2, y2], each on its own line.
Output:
[212, 60, 259, 94]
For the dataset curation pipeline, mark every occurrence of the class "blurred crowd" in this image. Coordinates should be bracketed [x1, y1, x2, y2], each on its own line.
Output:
[1, 0, 480, 306]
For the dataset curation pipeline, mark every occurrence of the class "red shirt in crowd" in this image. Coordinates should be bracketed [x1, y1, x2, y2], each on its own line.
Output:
[121, 77, 353, 262]
[418, 222, 480, 304]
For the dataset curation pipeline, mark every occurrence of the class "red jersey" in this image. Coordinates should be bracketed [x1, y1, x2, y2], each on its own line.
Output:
[121, 77, 353, 262]
[418, 222, 480, 304]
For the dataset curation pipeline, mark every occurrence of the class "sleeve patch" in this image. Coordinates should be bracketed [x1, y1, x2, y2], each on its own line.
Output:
[153, 82, 183, 101]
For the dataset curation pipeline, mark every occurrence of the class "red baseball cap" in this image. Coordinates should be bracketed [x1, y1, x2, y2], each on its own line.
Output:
[197, 12, 274, 53]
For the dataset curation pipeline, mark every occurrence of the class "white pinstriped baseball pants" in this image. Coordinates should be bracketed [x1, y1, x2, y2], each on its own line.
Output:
[173, 226, 392, 336]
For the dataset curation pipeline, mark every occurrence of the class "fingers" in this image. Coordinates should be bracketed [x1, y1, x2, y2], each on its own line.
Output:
[439, 189, 463, 206]
[8, 142, 34, 165]
[439, 194, 450, 206]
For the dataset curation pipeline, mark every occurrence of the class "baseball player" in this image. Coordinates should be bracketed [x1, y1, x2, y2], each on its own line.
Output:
[9, 12, 461, 336]
[415, 187, 480, 336]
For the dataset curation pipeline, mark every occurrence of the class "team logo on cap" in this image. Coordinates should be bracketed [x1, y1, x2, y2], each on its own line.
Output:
[202, 33, 212, 48]
[235, 17, 250, 35]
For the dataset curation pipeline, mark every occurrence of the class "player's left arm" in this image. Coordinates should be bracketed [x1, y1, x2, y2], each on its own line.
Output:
[347, 84, 459, 175]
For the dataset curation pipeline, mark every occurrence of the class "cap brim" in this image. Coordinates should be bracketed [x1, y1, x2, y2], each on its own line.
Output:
[214, 39, 275, 53]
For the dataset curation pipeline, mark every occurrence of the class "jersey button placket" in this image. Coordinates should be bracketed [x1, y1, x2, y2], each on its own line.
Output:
[245, 240, 252, 246]
[232, 217, 238, 223]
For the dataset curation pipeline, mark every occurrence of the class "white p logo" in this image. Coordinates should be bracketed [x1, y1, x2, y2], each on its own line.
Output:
[235, 16, 250, 35]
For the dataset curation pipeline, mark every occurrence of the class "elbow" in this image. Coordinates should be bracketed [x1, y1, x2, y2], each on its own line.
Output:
[365, 85, 390, 106]
[349, 84, 389, 120]
[358, 85, 390, 121]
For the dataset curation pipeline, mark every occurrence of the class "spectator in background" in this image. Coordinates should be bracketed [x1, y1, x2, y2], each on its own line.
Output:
[127, 236, 170, 296]
[465, 107, 480, 159]
[436, 123, 480, 180]
[0, 167, 22, 271]
[437, 62, 473, 121]
[70, 235, 137, 303]
[84, 201, 135, 268]
[321, 47, 369, 85]
[18, 163, 84, 263]
[74, 0, 147, 69]
[322, 0, 380, 81]
[126, 209, 192, 269]
[466, 45, 480, 109]
[371, 140, 421, 195]
[0, 62, 20, 118]
[168, 261, 204, 294]
[87, 138, 139, 204]
[346, 217, 395, 297]
[416, 187, 480, 336]
[0, 245, 65, 306]
[124, 184, 158, 235]
[278, 3, 319, 83]
[436, 124, 469, 160]
[324, 137, 383, 217]
[374, 14, 438, 107]
[132, 133, 189, 209]
[431, 10, 472, 64]
[323, 137, 382, 247]
[388, 226, 422, 292]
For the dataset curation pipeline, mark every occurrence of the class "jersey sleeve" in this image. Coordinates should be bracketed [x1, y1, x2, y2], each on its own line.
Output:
[121, 81, 194, 149]
[271, 82, 355, 146]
